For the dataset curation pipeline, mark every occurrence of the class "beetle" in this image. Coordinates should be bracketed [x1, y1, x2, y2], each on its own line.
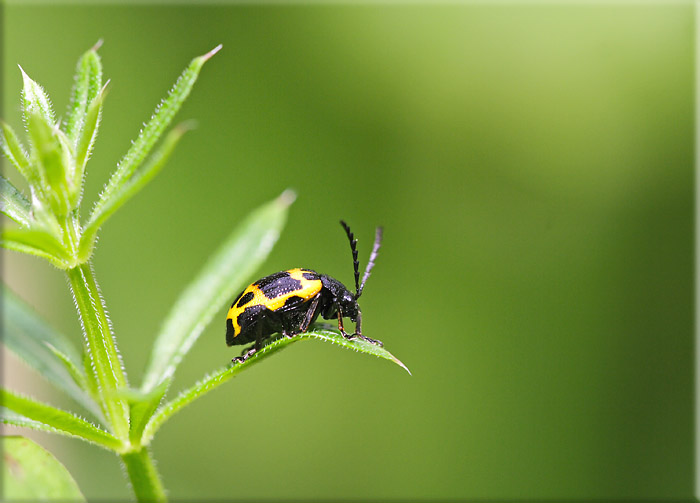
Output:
[226, 220, 383, 363]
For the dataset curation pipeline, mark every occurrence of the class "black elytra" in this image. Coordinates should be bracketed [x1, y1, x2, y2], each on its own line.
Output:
[225, 221, 383, 363]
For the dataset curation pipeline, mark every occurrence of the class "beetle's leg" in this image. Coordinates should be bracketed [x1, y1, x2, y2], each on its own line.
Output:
[299, 294, 321, 333]
[232, 345, 256, 364]
[337, 310, 353, 340]
[280, 313, 297, 338]
[254, 321, 263, 352]
[349, 311, 383, 346]
[232, 322, 263, 364]
[357, 334, 383, 347]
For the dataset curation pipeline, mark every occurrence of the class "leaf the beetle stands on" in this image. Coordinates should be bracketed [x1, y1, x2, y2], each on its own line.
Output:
[141, 326, 410, 445]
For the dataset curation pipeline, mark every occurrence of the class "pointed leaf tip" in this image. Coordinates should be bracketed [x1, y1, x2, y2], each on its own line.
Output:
[393, 356, 412, 375]
[201, 44, 223, 62]
[278, 189, 296, 207]
[19, 65, 56, 126]
[91, 39, 104, 52]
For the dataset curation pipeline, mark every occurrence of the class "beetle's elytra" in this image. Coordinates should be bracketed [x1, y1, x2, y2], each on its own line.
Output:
[226, 220, 383, 363]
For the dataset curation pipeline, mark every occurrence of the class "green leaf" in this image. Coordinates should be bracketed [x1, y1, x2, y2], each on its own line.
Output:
[0, 389, 123, 451]
[3, 286, 102, 420]
[122, 380, 169, 446]
[26, 113, 73, 216]
[1, 407, 63, 434]
[1, 121, 33, 184]
[46, 345, 91, 401]
[1, 228, 70, 268]
[20, 65, 56, 125]
[91, 45, 221, 224]
[72, 84, 106, 201]
[141, 325, 409, 444]
[27, 188, 63, 235]
[79, 123, 189, 262]
[66, 263, 130, 441]
[141, 189, 294, 392]
[82, 350, 99, 403]
[0, 176, 31, 227]
[2, 436, 86, 501]
[65, 41, 103, 145]
[306, 325, 412, 374]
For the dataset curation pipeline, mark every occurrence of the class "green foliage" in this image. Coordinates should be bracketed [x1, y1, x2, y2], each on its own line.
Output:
[0, 43, 221, 269]
[87, 44, 223, 241]
[79, 123, 188, 261]
[124, 381, 170, 447]
[0, 390, 121, 451]
[0, 176, 31, 226]
[1, 228, 70, 268]
[141, 326, 409, 445]
[66, 263, 131, 440]
[20, 65, 56, 123]
[141, 190, 295, 392]
[1, 122, 33, 184]
[1, 43, 408, 502]
[3, 286, 101, 420]
[2, 436, 86, 501]
[64, 41, 103, 145]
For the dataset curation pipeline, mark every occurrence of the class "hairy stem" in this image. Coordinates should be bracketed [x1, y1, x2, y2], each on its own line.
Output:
[121, 447, 166, 502]
[66, 262, 130, 441]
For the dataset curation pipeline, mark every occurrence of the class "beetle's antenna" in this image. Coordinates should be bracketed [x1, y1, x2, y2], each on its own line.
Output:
[358, 226, 383, 298]
[340, 220, 360, 295]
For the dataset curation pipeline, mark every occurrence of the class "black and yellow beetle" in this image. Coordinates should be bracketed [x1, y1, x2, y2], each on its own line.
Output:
[226, 220, 383, 362]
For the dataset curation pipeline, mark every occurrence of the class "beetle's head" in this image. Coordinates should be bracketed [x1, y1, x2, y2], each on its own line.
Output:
[339, 290, 360, 322]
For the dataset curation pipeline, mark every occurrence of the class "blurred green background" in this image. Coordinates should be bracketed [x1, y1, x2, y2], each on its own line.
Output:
[2, 2, 694, 500]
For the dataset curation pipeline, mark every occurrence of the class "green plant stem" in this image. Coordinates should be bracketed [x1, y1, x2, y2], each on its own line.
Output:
[120, 447, 166, 502]
[66, 262, 130, 441]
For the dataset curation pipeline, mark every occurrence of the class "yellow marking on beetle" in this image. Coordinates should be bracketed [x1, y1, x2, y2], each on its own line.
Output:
[226, 268, 322, 339]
